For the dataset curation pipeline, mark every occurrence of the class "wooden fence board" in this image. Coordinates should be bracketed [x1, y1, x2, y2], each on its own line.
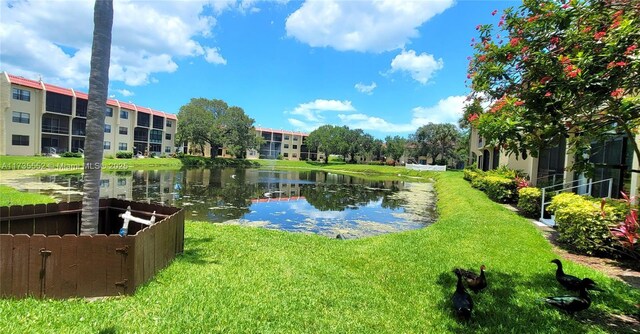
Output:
[44, 236, 62, 298]
[76, 236, 93, 297]
[155, 221, 166, 270]
[28, 234, 47, 298]
[143, 226, 155, 283]
[133, 233, 144, 288]
[89, 235, 108, 297]
[106, 235, 125, 296]
[11, 234, 30, 297]
[123, 236, 136, 294]
[59, 235, 78, 298]
[34, 204, 47, 215]
[0, 235, 14, 297]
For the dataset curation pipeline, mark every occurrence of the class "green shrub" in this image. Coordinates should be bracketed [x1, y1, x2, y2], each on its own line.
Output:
[548, 193, 627, 255]
[517, 187, 541, 218]
[463, 166, 482, 181]
[116, 151, 133, 159]
[483, 176, 517, 203]
[104, 154, 115, 159]
[61, 151, 82, 158]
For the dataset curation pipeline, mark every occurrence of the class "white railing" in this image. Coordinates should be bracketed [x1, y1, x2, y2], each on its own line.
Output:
[540, 178, 613, 226]
[405, 163, 447, 172]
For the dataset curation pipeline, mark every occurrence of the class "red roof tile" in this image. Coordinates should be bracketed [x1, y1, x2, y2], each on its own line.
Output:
[119, 101, 137, 111]
[151, 109, 165, 117]
[7, 74, 42, 90]
[44, 83, 73, 96]
[137, 106, 152, 114]
[107, 98, 119, 107]
[165, 113, 177, 120]
[75, 91, 88, 99]
[255, 127, 309, 137]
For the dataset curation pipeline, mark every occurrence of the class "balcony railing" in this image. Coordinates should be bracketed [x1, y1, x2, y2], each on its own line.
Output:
[42, 125, 69, 134]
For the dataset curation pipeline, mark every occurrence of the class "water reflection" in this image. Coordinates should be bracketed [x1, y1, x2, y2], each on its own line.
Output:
[3, 168, 436, 238]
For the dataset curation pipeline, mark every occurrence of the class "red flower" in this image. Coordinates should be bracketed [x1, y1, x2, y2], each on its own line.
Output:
[498, 20, 505, 27]
[544, 91, 552, 97]
[593, 31, 606, 40]
[477, 55, 487, 62]
[491, 9, 498, 16]
[467, 114, 479, 122]
[540, 76, 552, 84]
[581, 26, 592, 33]
[507, 53, 513, 61]
[561, 3, 570, 9]
[625, 45, 637, 54]
[521, 46, 529, 53]
[510, 38, 521, 47]
[476, 24, 482, 30]
[514, 100, 525, 106]
[611, 88, 624, 98]
[527, 15, 539, 22]
[550, 36, 559, 45]
[616, 61, 627, 67]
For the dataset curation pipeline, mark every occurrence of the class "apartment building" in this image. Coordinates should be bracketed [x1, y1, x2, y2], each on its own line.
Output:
[186, 127, 325, 161]
[254, 127, 323, 161]
[469, 127, 640, 199]
[0, 72, 177, 157]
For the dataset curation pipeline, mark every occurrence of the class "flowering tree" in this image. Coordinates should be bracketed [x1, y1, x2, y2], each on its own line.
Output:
[467, 0, 639, 174]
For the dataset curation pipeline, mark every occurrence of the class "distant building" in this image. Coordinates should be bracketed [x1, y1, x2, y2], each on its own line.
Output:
[0, 72, 177, 156]
[187, 127, 324, 161]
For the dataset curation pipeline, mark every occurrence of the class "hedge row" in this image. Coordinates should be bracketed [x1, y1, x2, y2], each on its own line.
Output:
[179, 155, 260, 168]
[463, 166, 519, 203]
[548, 193, 628, 256]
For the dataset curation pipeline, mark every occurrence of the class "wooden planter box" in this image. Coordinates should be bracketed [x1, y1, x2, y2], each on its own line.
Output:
[0, 199, 184, 299]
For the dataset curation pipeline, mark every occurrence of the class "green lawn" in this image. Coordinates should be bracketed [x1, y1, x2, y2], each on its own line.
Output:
[0, 185, 55, 206]
[0, 171, 638, 333]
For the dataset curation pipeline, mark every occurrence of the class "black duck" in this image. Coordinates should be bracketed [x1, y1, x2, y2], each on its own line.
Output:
[455, 265, 487, 293]
[543, 281, 591, 314]
[551, 259, 602, 291]
[452, 270, 473, 320]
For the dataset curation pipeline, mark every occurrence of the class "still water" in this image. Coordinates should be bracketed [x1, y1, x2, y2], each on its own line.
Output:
[3, 168, 436, 238]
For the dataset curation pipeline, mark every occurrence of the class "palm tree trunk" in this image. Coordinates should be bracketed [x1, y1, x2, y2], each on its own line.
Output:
[81, 0, 113, 235]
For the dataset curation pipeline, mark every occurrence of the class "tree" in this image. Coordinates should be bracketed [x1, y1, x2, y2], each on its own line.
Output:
[221, 106, 258, 158]
[372, 138, 385, 161]
[306, 125, 341, 164]
[81, 0, 113, 235]
[468, 0, 640, 174]
[177, 98, 258, 158]
[384, 135, 407, 166]
[346, 128, 364, 163]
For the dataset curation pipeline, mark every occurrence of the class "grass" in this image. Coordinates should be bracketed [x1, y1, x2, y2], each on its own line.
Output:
[0, 185, 55, 206]
[0, 170, 639, 333]
[257, 159, 433, 180]
[0, 155, 182, 171]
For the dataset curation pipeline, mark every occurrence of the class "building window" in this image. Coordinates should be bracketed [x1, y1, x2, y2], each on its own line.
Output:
[104, 141, 111, 149]
[292, 153, 297, 158]
[284, 144, 289, 149]
[12, 111, 30, 124]
[166, 120, 172, 127]
[12, 135, 29, 146]
[283, 153, 289, 157]
[117, 178, 127, 186]
[165, 133, 171, 140]
[153, 115, 164, 129]
[120, 110, 129, 119]
[165, 146, 171, 153]
[119, 127, 128, 135]
[76, 99, 87, 117]
[100, 179, 110, 188]
[284, 135, 290, 140]
[118, 143, 128, 151]
[150, 129, 162, 143]
[137, 112, 150, 127]
[12, 88, 31, 101]
[293, 136, 298, 141]
[104, 124, 111, 133]
[46, 92, 72, 114]
[293, 145, 297, 149]
[105, 107, 113, 117]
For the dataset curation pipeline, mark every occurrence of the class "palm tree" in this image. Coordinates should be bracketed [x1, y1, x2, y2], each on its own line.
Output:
[81, 0, 113, 235]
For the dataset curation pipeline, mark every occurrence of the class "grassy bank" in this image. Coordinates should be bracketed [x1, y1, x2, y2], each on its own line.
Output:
[0, 171, 637, 333]
[0, 185, 55, 206]
[0, 155, 182, 171]
[257, 159, 432, 180]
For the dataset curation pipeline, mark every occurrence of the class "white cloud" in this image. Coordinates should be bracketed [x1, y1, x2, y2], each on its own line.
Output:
[288, 95, 468, 134]
[337, 95, 468, 133]
[354, 82, 377, 95]
[116, 89, 135, 97]
[285, 0, 454, 52]
[389, 49, 443, 84]
[204, 47, 227, 65]
[0, 0, 234, 88]
[287, 99, 356, 131]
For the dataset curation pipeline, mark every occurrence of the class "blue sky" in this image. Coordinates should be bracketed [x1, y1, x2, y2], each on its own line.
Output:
[1, 0, 513, 138]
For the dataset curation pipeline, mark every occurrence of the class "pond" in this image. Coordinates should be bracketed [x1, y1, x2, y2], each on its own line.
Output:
[2, 168, 437, 238]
